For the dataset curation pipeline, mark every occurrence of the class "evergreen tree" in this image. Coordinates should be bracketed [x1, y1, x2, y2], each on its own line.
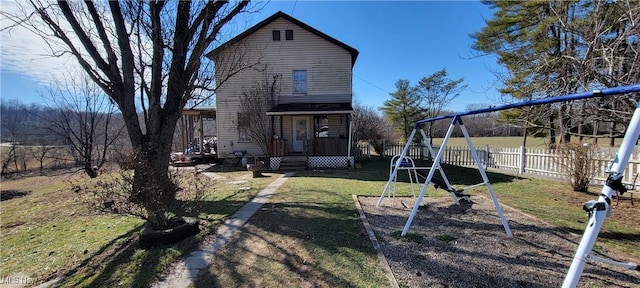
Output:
[472, 0, 639, 147]
[381, 80, 421, 142]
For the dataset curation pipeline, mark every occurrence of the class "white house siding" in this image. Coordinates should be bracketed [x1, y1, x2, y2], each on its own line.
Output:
[214, 17, 354, 158]
[215, 67, 265, 157]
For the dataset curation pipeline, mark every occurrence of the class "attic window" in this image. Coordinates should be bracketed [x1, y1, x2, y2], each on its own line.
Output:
[285, 30, 293, 40]
[272, 30, 281, 41]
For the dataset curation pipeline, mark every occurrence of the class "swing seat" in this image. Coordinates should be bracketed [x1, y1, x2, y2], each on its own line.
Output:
[396, 160, 413, 168]
[453, 190, 470, 199]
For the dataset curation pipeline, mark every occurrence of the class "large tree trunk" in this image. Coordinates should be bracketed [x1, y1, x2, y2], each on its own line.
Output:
[130, 135, 178, 228]
[18, 0, 253, 230]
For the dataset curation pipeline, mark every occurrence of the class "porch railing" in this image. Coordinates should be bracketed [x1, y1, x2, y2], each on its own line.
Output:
[269, 138, 287, 156]
[267, 137, 352, 156]
[311, 138, 349, 156]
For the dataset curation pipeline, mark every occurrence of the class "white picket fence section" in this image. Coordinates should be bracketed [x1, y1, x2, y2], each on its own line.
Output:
[353, 142, 372, 159]
[379, 141, 425, 159]
[437, 145, 640, 185]
[379, 142, 640, 185]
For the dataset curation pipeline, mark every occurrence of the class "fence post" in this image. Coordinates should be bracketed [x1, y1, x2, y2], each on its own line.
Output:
[382, 140, 386, 158]
[484, 145, 490, 169]
[518, 145, 526, 175]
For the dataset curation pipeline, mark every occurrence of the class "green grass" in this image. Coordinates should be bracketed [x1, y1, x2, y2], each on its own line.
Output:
[0, 169, 279, 287]
[197, 158, 637, 287]
[434, 233, 457, 244]
[196, 160, 412, 287]
[391, 231, 424, 243]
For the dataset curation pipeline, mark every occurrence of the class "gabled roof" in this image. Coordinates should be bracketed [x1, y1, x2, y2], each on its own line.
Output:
[207, 11, 359, 66]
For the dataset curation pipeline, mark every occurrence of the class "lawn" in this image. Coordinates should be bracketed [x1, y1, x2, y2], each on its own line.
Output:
[0, 167, 280, 287]
[1, 158, 638, 287]
[195, 158, 639, 287]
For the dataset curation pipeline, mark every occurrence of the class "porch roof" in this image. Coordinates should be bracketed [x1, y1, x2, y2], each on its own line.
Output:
[266, 103, 353, 116]
[181, 106, 216, 118]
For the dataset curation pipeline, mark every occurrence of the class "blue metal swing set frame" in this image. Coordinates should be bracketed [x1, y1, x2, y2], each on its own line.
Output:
[376, 84, 640, 287]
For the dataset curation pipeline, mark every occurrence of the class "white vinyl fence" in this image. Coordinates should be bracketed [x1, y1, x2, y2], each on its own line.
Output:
[353, 142, 372, 160]
[378, 142, 640, 185]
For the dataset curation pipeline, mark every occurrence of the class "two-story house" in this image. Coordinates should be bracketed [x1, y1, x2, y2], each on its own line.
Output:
[207, 11, 359, 169]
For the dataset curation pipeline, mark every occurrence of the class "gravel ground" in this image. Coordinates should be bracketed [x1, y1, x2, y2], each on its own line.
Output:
[358, 195, 640, 288]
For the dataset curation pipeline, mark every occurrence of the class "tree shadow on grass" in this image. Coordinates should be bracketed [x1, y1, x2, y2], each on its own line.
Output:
[55, 223, 144, 286]
[193, 193, 390, 287]
[0, 189, 31, 201]
[56, 183, 267, 287]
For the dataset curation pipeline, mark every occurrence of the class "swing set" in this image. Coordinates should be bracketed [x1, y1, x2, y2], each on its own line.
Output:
[376, 84, 640, 287]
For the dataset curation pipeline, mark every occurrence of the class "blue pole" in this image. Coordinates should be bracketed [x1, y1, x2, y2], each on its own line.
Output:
[415, 84, 640, 127]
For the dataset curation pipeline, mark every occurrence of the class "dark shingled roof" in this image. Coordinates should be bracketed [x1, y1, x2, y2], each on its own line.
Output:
[266, 103, 353, 115]
[206, 11, 359, 66]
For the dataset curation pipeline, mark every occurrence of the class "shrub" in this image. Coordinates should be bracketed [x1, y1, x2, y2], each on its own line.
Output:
[75, 166, 208, 228]
[112, 148, 136, 170]
[557, 142, 600, 192]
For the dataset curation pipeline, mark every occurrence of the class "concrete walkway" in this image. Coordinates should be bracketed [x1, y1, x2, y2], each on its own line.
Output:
[152, 171, 296, 288]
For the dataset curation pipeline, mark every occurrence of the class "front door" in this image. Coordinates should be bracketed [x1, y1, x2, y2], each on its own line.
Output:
[293, 116, 308, 152]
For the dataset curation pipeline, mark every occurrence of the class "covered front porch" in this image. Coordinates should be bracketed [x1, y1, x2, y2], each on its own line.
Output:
[266, 103, 354, 169]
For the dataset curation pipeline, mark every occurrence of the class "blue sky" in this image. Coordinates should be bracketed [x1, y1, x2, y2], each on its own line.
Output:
[1, 1, 503, 112]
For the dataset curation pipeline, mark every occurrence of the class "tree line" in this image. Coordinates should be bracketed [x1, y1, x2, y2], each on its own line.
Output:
[0, 94, 127, 177]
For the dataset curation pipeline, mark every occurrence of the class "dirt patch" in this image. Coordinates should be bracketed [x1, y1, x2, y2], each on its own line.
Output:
[358, 195, 640, 288]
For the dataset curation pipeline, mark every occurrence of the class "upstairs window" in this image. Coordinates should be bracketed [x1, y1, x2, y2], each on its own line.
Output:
[272, 30, 281, 41]
[285, 29, 294, 40]
[293, 70, 307, 94]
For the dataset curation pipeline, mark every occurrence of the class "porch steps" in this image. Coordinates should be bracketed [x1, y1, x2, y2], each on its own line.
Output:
[278, 155, 308, 171]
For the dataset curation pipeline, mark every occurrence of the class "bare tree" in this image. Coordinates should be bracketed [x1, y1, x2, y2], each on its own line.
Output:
[352, 101, 397, 155]
[416, 68, 467, 143]
[3, 1, 259, 228]
[0, 100, 27, 175]
[30, 141, 56, 173]
[236, 71, 281, 156]
[42, 75, 124, 178]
